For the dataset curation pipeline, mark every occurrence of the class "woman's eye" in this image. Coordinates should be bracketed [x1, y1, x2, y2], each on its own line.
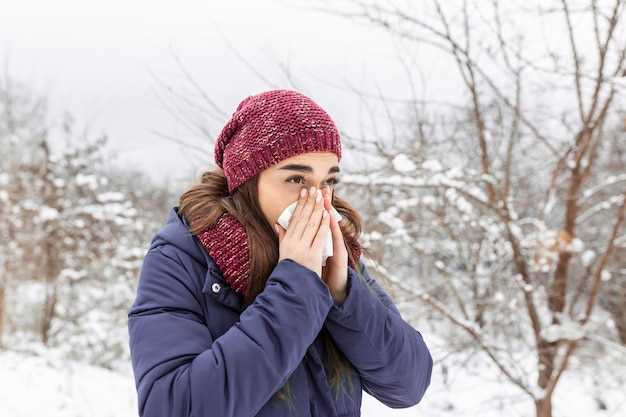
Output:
[286, 175, 306, 184]
[285, 176, 341, 186]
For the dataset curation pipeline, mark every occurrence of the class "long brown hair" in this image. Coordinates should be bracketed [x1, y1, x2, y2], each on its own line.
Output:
[178, 167, 372, 410]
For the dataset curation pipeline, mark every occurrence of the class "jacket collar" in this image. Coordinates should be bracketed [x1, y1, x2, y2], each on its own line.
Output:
[201, 254, 245, 313]
[163, 206, 245, 313]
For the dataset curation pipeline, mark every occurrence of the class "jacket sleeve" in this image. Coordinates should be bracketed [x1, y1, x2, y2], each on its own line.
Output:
[323, 257, 433, 408]
[127, 247, 334, 417]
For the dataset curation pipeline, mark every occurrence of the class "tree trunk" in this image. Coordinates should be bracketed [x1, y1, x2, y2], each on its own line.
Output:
[609, 293, 626, 345]
[535, 396, 553, 417]
[616, 310, 626, 345]
[0, 284, 5, 349]
[536, 339, 557, 417]
[40, 280, 57, 345]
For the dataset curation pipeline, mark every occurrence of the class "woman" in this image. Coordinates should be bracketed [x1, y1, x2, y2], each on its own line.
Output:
[127, 89, 433, 417]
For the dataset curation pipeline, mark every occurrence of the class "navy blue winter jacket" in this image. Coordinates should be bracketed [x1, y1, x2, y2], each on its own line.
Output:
[127, 206, 433, 416]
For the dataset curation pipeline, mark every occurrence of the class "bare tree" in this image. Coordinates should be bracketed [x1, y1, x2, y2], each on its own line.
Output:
[0, 69, 155, 370]
[0, 64, 50, 348]
[286, 1, 626, 416]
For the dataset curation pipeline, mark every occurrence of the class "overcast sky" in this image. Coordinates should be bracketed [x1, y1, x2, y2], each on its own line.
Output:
[1, 0, 606, 188]
[0, 1, 425, 185]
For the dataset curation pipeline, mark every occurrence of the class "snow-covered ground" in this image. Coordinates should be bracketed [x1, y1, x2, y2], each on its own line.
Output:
[0, 348, 135, 417]
[1, 334, 625, 417]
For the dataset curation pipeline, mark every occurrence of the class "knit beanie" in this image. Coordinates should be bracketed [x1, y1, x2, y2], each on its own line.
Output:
[214, 89, 343, 194]
[197, 89, 361, 296]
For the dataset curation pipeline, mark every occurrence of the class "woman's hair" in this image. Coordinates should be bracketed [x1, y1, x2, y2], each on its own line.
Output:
[178, 166, 373, 409]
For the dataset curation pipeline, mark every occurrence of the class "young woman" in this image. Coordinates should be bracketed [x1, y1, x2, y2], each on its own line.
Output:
[127, 89, 433, 417]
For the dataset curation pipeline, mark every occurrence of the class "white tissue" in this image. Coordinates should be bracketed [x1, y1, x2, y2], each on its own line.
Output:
[276, 199, 342, 266]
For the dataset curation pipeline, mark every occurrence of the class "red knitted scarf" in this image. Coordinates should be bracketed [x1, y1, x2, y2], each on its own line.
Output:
[196, 212, 362, 295]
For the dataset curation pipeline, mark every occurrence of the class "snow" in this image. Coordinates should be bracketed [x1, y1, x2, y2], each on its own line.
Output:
[0, 348, 137, 417]
[75, 173, 99, 190]
[377, 206, 404, 229]
[582, 174, 626, 199]
[528, 383, 547, 400]
[392, 153, 417, 173]
[480, 173, 497, 184]
[21, 199, 38, 210]
[581, 250, 596, 266]
[422, 159, 443, 171]
[608, 75, 626, 88]
[59, 268, 87, 281]
[2, 335, 624, 417]
[540, 316, 590, 342]
[96, 191, 126, 203]
[36, 205, 60, 222]
[566, 238, 584, 253]
[509, 223, 523, 238]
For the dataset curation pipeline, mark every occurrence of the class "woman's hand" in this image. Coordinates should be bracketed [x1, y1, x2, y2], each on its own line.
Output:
[274, 186, 330, 280]
[320, 185, 349, 304]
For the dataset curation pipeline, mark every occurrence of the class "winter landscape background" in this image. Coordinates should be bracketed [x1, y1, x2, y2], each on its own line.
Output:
[1, 1, 625, 417]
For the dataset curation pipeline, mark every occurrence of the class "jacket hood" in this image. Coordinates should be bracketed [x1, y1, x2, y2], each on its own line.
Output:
[149, 206, 208, 267]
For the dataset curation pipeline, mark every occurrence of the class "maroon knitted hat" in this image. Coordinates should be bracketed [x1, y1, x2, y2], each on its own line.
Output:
[214, 89, 343, 194]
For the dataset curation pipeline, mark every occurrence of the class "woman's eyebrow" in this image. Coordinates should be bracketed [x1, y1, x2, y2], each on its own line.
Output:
[278, 164, 340, 174]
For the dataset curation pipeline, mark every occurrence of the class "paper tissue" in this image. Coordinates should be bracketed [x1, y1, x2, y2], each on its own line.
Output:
[276, 199, 342, 266]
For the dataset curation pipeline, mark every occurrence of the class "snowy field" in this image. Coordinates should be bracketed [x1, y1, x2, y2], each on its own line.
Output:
[1, 333, 624, 417]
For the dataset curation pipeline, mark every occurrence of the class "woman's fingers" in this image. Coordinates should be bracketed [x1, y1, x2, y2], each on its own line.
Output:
[321, 185, 332, 210]
[300, 189, 325, 245]
[321, 186, 342, 247]
[291, 186, 318, 239]
[274, 223, 285, 241]
[284, 187, 308, 239]
[275, 186, 331, 277]
[311, 207, 330, 252]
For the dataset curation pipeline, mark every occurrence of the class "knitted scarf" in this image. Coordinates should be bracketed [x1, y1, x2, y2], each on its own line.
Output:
[196, 212, 362, 295]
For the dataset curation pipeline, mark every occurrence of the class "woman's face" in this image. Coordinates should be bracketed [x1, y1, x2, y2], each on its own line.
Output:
[257, 151, 341, 228]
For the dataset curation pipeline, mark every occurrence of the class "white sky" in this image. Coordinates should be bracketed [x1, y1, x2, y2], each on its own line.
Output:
[0, 0, 427, 186]
[0, 0, 611, 187]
